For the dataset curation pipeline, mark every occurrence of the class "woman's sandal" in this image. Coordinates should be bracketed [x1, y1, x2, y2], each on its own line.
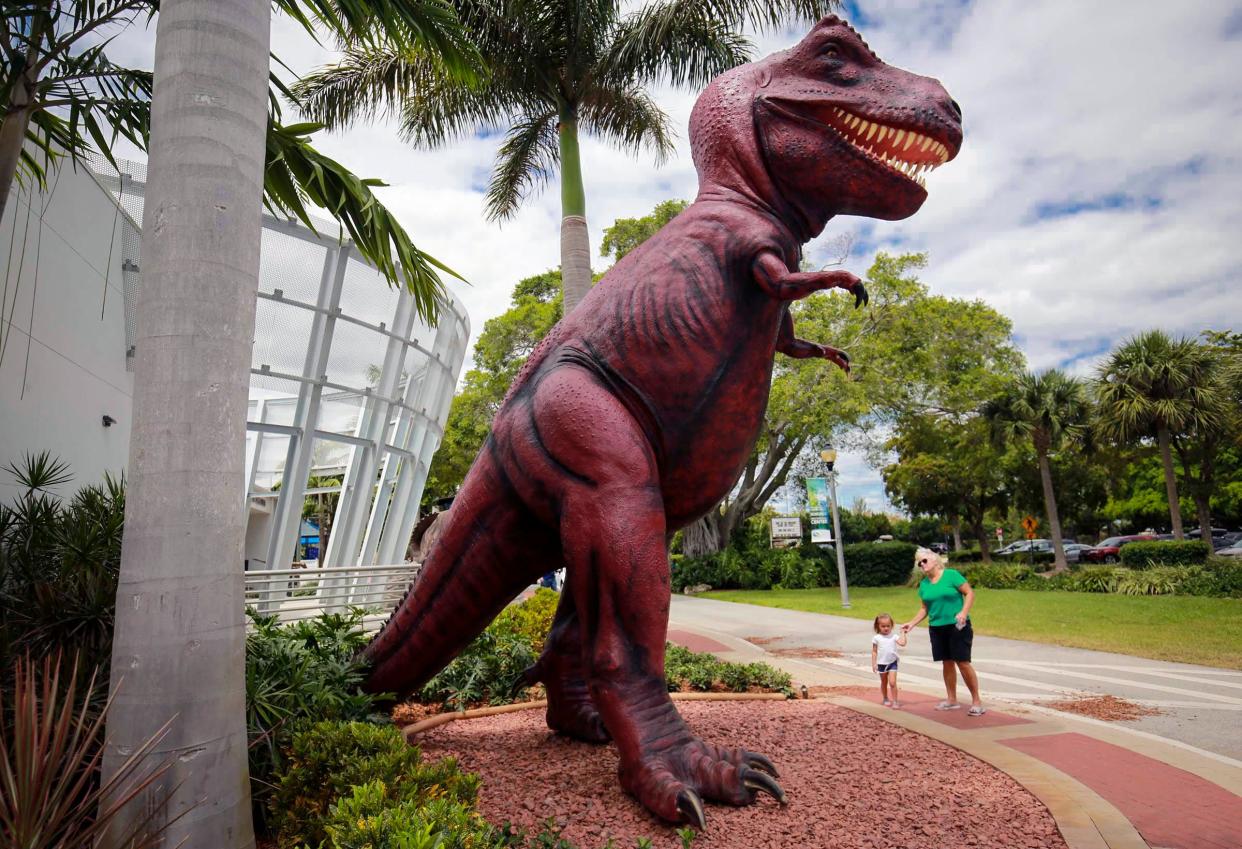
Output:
[934, 701, 961, 711]
[967, 705, 988, 717]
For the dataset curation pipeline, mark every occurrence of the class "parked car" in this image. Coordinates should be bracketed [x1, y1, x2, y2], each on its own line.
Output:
[1212, 532, 1242, 550]
[1062, 542, 1095, 564]
[929, 542, 950, 555]
[1217, 539, 1242, 558]
[1081, 534, 1157, 564]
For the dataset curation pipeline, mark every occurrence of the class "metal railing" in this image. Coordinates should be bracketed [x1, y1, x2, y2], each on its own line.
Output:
[243, 562, 418, 631]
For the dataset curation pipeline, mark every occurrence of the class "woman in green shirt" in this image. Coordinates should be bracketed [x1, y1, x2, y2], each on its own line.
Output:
[901, 548, 985, 716]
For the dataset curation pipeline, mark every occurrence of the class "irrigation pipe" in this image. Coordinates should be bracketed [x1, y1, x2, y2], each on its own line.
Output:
[402, 691, 789, 743]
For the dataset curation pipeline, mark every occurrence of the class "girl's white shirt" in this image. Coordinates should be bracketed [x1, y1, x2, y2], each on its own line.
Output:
[872, 632, 903, 666]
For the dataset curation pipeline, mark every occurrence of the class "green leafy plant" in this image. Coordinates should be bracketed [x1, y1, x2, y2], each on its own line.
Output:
[676, 826, 698, 848]
[418, 628, 536, 710]
[842, 542, 919, 586]
[1070, 566, 1122, 594]
[0, 453, 125, 674]
[0, 653, 173, 849]
[491, 588, 559, 654]
[1115, 567, 1185, 596]
[664, 644, 792, 695]
[245, 609, 386, 828]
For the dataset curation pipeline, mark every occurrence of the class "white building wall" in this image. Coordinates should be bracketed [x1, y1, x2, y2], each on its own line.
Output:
[0, 167, 133, 503]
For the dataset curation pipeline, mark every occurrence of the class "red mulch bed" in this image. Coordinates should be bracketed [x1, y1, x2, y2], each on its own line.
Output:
[417, 699, 1067, 849]
[1043, 694, 1163, 722]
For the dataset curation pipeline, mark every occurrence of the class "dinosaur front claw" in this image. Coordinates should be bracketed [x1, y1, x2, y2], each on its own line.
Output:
[677, 788, 708, 829]
[852, 280, 869, 308]
[742, 766, 787, 804]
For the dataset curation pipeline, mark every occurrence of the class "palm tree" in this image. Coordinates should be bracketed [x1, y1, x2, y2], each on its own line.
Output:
[1095, 331, 1225, 541]
[1, 0, 476, 309]
[983, 369, 1089, 572]
[99, 2, 271, 845]
[294, 0, 839, 314]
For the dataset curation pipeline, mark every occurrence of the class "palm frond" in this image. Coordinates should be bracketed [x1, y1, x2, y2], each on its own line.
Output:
[264, 120, 462, 322]
[603, 1, 753, 89]
[483, 108, 558, 221]
[578, 85, 674, 161]
[293, 45, 439, 129]
[272, 0, 481, 80]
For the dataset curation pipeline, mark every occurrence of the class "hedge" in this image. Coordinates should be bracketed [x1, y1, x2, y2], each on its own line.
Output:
[841, 541, 918, 586]
[961, 559, 1242, 598]
[1120, 540, 1211, 568]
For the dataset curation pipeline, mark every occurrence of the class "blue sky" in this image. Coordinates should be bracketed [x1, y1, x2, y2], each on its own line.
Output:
[111, 1, 1242, 514]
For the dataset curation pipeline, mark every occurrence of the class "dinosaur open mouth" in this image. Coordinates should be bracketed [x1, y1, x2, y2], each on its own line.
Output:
[822, 107, 952, 188]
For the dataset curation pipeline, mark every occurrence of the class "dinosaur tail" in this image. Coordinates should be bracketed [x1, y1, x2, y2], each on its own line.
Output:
[362, 446, 548, 698]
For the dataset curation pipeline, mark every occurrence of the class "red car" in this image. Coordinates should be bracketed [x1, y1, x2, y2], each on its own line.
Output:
[1081, 534, 1157, 564]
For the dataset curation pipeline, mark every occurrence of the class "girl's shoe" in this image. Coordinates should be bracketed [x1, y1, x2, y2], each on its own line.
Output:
[881, 699, 892, 707]
[967, 705, 988, 717]
[890, 701, 901, 709]
[934, 701, 961, 711]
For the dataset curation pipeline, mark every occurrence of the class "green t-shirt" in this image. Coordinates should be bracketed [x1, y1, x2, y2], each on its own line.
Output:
[919, 568, 967, 627]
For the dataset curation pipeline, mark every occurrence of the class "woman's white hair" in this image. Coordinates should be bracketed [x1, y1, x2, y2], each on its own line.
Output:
[914, 547, 944, 568]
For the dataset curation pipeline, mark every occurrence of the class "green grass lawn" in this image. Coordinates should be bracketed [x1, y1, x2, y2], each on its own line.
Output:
[700, 586, 1242, 669]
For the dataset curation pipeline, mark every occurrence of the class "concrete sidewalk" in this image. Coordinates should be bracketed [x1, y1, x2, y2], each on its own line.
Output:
[666, 623, 1242, 849]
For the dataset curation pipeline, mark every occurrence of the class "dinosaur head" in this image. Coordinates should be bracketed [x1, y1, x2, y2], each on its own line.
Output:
[690, 16, 962, 241]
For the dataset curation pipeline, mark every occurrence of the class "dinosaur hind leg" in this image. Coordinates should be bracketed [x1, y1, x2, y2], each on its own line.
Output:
[526, 366, 784, 826]
[525, 581, 609, 743]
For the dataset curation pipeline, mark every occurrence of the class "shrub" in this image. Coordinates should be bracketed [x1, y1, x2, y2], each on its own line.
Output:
[947, 549, 984, 564]
[491, 587, 559, 654]
[960, 564, 1037, 590]
[1179, 560, 1242, 598]
[671, 552, 724, 591]
[664, 644, 792, 695]
[323, 781, 503, 849]
[843, 542, 918, 586]
[1120, 540, 1212, 569]
[269, 720, 480, 849]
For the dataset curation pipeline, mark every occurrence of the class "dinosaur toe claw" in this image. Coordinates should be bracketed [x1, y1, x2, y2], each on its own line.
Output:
[742, 767, 787, 805]
[745, 751, 779, 778]
[677, 788, 708, 829]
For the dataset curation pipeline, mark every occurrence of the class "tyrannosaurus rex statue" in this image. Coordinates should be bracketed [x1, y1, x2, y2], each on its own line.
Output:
[363, 15, 961, 827]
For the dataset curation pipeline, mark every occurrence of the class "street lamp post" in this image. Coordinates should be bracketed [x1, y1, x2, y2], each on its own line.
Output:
[820, 449, 850, 609]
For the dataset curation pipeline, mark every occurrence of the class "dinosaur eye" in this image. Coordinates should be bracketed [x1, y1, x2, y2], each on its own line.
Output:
[822, 42, 841, 58]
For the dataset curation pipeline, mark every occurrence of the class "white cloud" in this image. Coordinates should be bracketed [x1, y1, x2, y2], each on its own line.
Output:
[104, 1, 1242, 514]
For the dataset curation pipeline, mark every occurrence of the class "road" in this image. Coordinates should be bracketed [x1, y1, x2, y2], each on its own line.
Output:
[669, 594, 1242, 762]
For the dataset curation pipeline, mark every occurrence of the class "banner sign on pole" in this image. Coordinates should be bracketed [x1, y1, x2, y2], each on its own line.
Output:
[805, 477, 833, 543]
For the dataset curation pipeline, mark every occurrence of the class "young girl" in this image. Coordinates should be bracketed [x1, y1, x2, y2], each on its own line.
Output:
[872, 613, 907, 708]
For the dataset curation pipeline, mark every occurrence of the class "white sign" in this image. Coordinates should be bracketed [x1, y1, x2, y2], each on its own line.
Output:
[771, 517, 802, 540]
[811, 528, 833, 543]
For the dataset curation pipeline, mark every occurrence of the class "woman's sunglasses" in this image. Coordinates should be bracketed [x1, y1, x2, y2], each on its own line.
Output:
[918, 558, 929, 566]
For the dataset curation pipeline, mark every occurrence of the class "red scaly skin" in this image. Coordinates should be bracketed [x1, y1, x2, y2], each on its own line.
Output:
[362, 15, 962, 827]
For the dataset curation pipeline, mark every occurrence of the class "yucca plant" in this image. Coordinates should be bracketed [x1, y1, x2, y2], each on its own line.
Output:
[0, 653, 172, 849]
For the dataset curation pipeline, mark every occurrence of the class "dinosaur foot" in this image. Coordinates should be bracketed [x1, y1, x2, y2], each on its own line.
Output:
[621, 739, 785, 828]
[524, 658, 609, 743]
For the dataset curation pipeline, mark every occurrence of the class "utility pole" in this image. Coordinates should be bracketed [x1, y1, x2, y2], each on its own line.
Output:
[821, 449, 850, 609]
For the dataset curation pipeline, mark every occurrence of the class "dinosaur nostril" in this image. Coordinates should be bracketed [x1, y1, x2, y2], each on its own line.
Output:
[949, 98, 963, 121]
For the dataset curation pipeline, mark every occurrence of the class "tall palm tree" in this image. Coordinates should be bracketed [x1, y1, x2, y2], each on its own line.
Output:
[1, 0, 476, 310]
[1095, 331, 1225, 541]
[99, 2, 271, 845]
[294, 0, 838, 314]
[983, 369, 1089, 572]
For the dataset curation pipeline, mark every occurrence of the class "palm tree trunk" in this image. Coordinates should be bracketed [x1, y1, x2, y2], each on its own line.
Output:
[1156, 425, 1184, 539]
[0, 82, 34, 223]
[1035, 445, 1068, 572]
[101, 2, 270, 847]
[558, 112, 592, 314]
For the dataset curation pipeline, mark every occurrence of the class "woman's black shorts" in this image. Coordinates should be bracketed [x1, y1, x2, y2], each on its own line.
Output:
[928, 620, 973, 662]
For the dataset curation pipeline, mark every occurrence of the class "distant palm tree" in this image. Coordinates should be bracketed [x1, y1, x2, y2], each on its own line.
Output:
[983, 369, 1089, 572]
[1095, 331, 1225, 540]
[294, 0, 838, 314]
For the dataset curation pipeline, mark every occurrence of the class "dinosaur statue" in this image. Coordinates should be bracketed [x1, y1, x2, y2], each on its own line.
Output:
[364, 15, 961, 827]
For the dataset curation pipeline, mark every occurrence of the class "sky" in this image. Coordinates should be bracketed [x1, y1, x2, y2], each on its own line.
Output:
[107, 0, 1242, 515]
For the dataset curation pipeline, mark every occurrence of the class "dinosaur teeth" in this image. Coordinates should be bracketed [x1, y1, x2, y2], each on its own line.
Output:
[829, 107, 952, 186]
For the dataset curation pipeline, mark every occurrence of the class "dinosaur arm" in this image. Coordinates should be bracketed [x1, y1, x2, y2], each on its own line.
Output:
[775, 307, 852, 372]
[752, 250, 868, 306]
